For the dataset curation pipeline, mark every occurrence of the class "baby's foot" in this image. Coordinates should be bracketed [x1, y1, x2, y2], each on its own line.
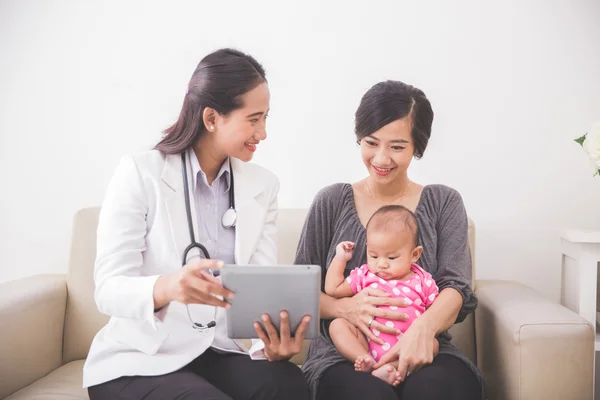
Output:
[354, 354, 376, 372]
[372, 363, 398, 385]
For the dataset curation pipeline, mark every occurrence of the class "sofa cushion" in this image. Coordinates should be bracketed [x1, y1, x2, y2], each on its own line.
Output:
[0, 275, 67, 399]
[6, 360, 87, 400]
[63, 209, 109, 364]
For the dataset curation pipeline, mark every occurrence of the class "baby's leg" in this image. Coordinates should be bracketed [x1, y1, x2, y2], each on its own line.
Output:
[370, 330, 401, 385]
[329, 318, 374, 371]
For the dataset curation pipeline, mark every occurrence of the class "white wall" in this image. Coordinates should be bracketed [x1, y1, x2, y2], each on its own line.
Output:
[1, 0, 599, 302]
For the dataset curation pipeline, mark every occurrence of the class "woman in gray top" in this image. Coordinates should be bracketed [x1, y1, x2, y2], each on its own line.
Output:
[295, 81, 485, 400]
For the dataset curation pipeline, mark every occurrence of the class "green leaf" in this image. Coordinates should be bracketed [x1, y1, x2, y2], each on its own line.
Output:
[574, 133, 587, 146]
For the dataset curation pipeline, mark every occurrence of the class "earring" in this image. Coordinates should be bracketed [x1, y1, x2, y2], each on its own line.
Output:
[210, 126, 214, 130]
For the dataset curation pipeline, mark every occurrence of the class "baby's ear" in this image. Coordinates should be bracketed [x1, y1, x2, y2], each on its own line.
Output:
[412, 246, 423, 261]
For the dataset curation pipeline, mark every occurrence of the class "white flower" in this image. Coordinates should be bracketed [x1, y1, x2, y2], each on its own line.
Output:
[580, 121, 600, 176]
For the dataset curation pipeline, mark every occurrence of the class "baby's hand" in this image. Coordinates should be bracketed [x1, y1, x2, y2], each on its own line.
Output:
[335, 241, 355, 262]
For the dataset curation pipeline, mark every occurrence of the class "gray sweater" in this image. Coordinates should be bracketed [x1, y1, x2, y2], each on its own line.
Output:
[294, 183, 484, 399]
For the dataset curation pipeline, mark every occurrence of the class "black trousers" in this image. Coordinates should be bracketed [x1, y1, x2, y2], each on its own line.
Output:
[316, 354, 481, 400]
[88, 348, 309, 400]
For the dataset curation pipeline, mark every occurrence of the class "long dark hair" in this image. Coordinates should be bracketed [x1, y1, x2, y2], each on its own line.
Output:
[155, 48, 267, 154]
[355, 80, 433, 159]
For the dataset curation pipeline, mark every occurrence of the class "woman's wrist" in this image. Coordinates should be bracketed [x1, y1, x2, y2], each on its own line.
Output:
[153, 274, 173, 310]
[411, 315, 437, 338]
[336, 296, 354, 321]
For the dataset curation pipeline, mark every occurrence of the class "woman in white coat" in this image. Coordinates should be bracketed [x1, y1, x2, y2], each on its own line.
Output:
[84, 48, 311, 400]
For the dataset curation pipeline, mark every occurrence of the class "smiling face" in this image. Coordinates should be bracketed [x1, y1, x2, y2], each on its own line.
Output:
[211, 82, 270, 162]
[359, 117, 415, 184]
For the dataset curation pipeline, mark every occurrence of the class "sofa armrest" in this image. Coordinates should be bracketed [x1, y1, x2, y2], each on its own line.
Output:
[475, 280, 594, 400]
[0, 274, 67, 399]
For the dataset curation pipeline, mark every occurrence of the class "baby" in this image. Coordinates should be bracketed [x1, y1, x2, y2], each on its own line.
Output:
[325, 205, 439, 385]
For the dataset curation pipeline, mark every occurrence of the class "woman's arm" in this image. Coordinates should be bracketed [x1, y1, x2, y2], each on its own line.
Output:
[294, 186, 355, 318]
[96, 155, 234, 328]
[294, 186, 353, 318]
[428, 188, 476, 324]
[94, 155, 163, 328]
[410, 187, 475, 336]
[415, 287, 462, 336]
[320, 292, 351, 319]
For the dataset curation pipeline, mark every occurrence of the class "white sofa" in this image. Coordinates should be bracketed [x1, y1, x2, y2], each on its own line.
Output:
[0, 207, 594, 399]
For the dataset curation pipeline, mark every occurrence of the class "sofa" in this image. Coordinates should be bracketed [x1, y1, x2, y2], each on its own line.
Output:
[0, 207, 594, 399]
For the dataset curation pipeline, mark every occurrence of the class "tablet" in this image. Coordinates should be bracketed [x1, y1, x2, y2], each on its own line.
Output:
[220, 265, 321, 339]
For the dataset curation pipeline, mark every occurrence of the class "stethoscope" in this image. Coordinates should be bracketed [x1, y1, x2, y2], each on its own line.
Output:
[180, 152, 236, 330]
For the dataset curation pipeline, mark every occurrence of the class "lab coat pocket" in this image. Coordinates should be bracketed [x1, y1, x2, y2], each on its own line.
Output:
[109, 317, 170, 355]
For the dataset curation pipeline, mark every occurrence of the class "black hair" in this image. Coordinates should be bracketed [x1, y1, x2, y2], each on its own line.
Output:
[155, 48, 266, 154]
[355, 80, 433, 159]
[366, 204, 419, 246]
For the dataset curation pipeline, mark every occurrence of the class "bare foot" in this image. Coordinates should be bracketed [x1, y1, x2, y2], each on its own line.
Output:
[391, 370, 404, 386]
[354, 354, 376, 372]
[372, 363, 398, 385]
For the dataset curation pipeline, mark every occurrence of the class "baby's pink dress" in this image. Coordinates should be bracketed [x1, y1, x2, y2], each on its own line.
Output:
[346, 263, 439, 362]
